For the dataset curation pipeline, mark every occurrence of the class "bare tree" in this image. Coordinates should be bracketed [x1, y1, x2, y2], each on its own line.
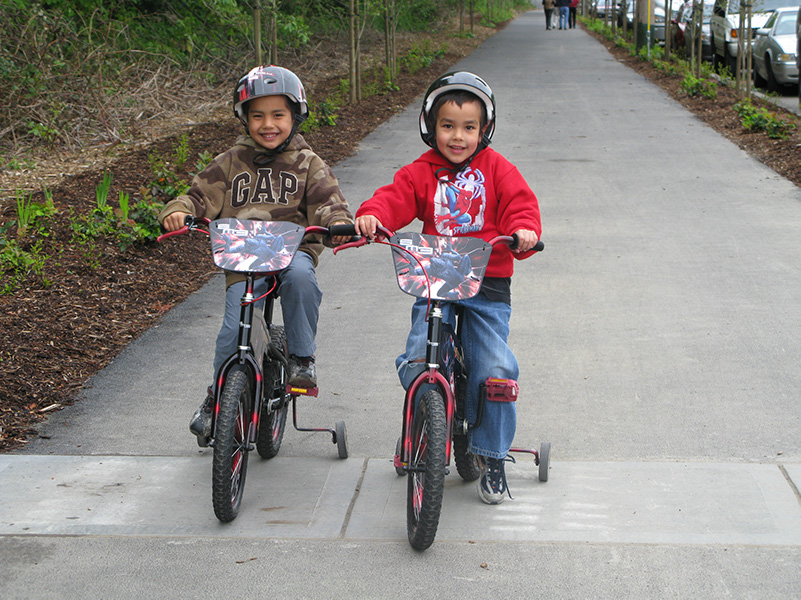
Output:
[269, 0, 278, 65]
[254, 0, 263, 65]
[385, 0, 398, 84]
[350, 0, 358, 103]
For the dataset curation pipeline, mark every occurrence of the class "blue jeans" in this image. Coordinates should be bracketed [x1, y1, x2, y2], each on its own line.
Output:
[396, 294, 519, 459]
[213, 251, 321, 380]
[559, 6, 569, 28]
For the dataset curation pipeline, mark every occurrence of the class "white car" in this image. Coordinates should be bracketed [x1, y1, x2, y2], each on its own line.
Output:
[752, 7, 799, 90]
[709, 0, 797, 71]
[796, 1, 801, 101]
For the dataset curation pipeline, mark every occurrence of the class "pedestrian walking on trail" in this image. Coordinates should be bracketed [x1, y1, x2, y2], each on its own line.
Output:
[556, 0, 570, 29]
[543, 0, 556, 29]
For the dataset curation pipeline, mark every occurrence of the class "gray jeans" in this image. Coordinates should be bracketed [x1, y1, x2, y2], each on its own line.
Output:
[212, 251, 321, 382]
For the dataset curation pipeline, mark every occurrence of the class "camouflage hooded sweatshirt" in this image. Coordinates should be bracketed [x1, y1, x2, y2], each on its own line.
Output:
[159, 133, 353, 285]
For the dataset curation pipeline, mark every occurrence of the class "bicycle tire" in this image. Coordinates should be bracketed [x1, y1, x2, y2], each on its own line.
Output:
[452, 374, 482, 481]
[406, 389, 447, 551]
[212, 368, 251, 522]
[453, 435, 482, 482]
[257, 326, 289, 459]
[538, 441, 551, 482]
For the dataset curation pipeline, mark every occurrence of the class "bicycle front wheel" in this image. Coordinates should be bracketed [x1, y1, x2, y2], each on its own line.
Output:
[406, 389, 447, 551]
[212, 368, 252, 522]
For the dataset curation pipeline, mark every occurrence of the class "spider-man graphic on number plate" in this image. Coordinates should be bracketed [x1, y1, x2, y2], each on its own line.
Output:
[390, 231, 492, 301]
[210, 218, 305, 273]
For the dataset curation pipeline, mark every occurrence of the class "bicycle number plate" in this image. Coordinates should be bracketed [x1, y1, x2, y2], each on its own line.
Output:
[390, 232, 492, 300]
[209, 219, 305, 273]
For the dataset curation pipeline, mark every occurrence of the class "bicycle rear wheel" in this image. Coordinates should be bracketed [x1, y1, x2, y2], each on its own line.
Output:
[212, 368, 251, 522]
[453, 375, 482, 481]
[257, 326, 289, 459]
[407, 389, 447, 551]
[453, 435, 482, 481]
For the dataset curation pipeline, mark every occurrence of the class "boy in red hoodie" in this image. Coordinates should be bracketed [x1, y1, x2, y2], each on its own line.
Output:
[355, 72, 542, 504]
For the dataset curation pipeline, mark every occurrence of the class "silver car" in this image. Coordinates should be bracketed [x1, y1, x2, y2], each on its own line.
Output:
[752, 6, 799, 90]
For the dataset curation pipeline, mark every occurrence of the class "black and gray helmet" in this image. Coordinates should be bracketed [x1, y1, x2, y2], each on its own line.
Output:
[419, 71, 496, 151]
[233, 65, 308, 126]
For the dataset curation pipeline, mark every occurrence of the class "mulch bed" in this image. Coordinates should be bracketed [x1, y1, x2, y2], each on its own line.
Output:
[0, 47, 482, 451]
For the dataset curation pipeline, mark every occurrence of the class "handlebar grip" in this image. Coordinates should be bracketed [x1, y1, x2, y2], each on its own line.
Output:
[328, 223, 358, 238]
[508, 234, 544, 252]
[156, 226, 189, 243]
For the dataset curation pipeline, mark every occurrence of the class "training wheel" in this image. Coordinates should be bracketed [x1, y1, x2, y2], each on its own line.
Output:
[538, 441, 550, 482]
[335, 420, 348, 459]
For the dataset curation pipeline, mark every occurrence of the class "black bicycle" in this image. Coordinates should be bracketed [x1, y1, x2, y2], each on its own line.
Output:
[159, 217, 351, 522]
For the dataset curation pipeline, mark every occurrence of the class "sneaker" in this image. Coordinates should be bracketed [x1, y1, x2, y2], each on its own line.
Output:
[189, 389, 214, 444]
[288, 355, 317, 388]
[477, 455, 515, 505]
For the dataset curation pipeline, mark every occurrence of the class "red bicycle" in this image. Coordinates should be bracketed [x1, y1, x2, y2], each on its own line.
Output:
[336, 228, 548, 550]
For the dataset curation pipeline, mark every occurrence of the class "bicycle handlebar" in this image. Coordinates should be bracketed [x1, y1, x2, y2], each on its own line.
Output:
[334, 228, 545, 254]
[158, 217, 361, 244]
[489, 234, 545, 253]
[156, 215, 211, 242]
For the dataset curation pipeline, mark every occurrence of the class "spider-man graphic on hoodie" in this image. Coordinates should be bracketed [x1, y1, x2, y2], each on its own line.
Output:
[433, 167, 487, 236]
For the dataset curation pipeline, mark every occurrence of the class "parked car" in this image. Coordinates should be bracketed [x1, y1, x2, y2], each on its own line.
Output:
[671, 1, 692, 47]
[752, 6, 799, 90]
[796, 1, 801, 102]
[710, 0, 797, 71]
[593, 0, 614, 18]
[617, 0, 668, 42]
[671, 0, 715, 61]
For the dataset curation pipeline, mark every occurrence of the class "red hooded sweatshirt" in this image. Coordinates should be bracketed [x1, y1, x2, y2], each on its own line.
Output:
[356, 147, 541, 278]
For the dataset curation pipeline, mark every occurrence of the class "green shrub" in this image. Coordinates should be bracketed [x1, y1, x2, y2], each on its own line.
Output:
[733, 100, 796, 140]
[680, 74, 718, 99]
[400, 42, 446, 75]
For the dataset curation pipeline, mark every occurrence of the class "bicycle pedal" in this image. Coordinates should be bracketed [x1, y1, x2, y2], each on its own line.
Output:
[286, 384, 319, 397]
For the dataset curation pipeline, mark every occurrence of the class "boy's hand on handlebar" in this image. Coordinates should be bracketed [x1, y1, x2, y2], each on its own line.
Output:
[163, 211, 192, 232]
[355, 215, 383, 240]
[330, 220, 354, 246]
[512, 229, 539, 254]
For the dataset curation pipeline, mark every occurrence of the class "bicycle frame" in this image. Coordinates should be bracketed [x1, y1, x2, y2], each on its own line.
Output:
[212, 271, 281, 446]
[400, 299, 457, 470]
[158, 219, 352, 432]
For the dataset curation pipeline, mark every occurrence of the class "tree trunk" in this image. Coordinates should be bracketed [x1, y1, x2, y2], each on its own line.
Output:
[385, 0, 397, 82]
[270, 0, 278, 65]
[254, 1, 262, 66]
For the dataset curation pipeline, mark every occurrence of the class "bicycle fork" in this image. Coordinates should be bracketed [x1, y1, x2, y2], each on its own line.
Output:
[396, 301, 455, 472]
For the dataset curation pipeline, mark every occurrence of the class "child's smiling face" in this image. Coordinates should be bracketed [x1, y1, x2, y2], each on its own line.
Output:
[247, 95, 294, 150]
[434, 99, 485, 164]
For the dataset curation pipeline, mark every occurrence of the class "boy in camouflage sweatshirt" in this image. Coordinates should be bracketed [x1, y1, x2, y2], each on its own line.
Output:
[159, 65, 353, 443]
